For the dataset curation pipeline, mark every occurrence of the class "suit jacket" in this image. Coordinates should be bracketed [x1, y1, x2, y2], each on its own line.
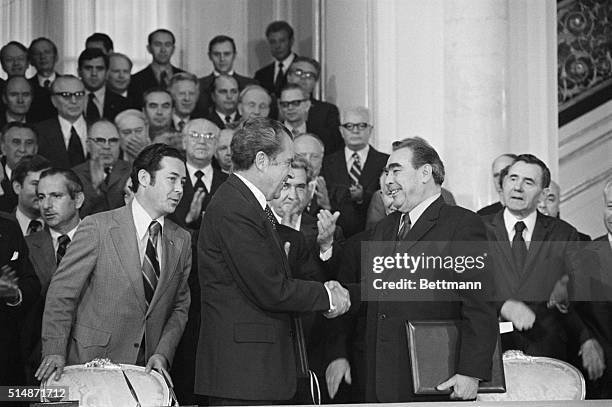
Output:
[101, 88, 130, 121]
[483, 210, 587, 359]
[477, 201, 503, 216]
[204, 110, 241, 129]
[194, 72, 258, 118]
[34, 117, 87, 169]
[329, 196, 498, 402]
[0, 213, 40, 385]
[28, 75, 57, 123]
[128, 64, 184, 107]
[322, 146, 389, 237]
[307, 99, 343, 155]
[72, 159, 131, 218]
[254, 56, 294, 97]
[171, 167, 227, 231]
[0, 159, 17, 213]
[194, 174, 331, 400]
[41, 203, 191, 365]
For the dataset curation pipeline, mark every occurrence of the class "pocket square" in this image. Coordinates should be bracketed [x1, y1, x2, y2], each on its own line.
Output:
[11, 251, 19, 261]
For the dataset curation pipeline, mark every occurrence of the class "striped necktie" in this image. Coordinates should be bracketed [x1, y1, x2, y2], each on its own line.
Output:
[56, 234, 71, 266]
[142, 221, 161, 305]
[397, 213, 411, 241]
[349, 152, 362, 185]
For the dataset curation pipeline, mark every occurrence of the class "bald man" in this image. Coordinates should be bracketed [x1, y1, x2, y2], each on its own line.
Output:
[477, 153, 517, 216]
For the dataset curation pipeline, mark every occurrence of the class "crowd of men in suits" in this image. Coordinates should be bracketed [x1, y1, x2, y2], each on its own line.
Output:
[0, 20, 611, 406]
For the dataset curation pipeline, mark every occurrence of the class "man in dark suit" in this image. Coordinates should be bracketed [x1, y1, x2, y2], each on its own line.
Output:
[482, 154, 597, 361]
[326, 137, 498, 402]
[129, 29, 184, 107]
[254, 21, 297, 97]
[287, 57, 343, 154]
[34, 75, 88, 169]
[195, 35, 257, 117]
[0, 41, 29, 79]
[78, 48, 129, 123]
[0, 123, 38, 213]
[322, 106, 388, 237]
[27, 37, 59, 122]
[0, 76, 35, 128]
[205, 74, 241, 129]
[37, 144, 191, 383]
[23, 168, 83, 383]
[0, 213, 40, 389]
[107, 53, 139, 108]
[72, 119, 130, 217]
[194, 117, 350, 405]
[477, 153, 516, 216]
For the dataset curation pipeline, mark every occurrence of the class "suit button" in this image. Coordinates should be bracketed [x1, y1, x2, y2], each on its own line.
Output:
[133, 343, 140, 348]
[379, 313, 386, 320]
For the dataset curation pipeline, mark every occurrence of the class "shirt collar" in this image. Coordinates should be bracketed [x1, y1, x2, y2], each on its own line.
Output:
[38, 72, 56, 87]
[132, 196, 165, 241]
[49, 222, 80, 242]
[214, 70, 234, 77]
[284, 120, 307, 134]
[5, 165, 12, 180]
[15, 207, 44, 234]
[186, 162, 212, 183]
[173, 113, 189, 128]
[503, 208, 537, 240]
[278, 53, 295, 70]
[89, 86, 105, 101]
[344, 145, 370, 164]
[406, 193, 441, 227]
[58, 114, 87, 135]
[234, 173, 266, 210]
[269, 207, 302, 231]
[216, 110, 236, 122]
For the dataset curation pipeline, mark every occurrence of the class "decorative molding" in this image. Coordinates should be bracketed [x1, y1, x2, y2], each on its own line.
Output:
[561, 167, 612, 203]
[559, 109, 612, 147]
[559, 128, 612, 164]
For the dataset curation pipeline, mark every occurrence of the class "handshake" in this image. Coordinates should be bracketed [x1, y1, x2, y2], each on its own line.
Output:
[324, 280, 351, 318]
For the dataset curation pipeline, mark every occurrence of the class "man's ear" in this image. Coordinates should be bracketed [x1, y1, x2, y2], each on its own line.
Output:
[12, 180, 21, 196]
[74, 191, 85, 210]
[254, 151, 269, 171]
[420, 164, 432, 183]
[138, 169, 151, 188]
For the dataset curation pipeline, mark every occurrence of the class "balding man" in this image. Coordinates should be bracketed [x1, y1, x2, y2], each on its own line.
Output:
[171, 118, 227, 230]
[34, 75, 88, 169]
[0, 76, 34, 127]
[294, 133, 331, 216]
[72, 119, 131, 217]
[237, 84, 271, 119]
[205, 74, 240, 129]
[477, 153, 517, 215]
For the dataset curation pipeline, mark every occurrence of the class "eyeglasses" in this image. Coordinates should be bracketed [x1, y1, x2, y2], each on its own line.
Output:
[52, 91, 86, 100]
[279, 99, 307, 109]
[341, 122, 370, 131]
[188, 131, 217, 141]
[89, 137, 120, 146]
[289, 68, 317, 80]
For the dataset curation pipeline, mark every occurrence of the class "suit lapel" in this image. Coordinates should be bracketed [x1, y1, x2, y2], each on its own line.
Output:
[29, 230, 57, 288]
[522, 212, 550, 277]
[360, 147, 381, 186]
[147, 220, 184, 314]
[490, 211, 515, 274]
[399, 197, 443, 251]
[109, 205, 147, 313]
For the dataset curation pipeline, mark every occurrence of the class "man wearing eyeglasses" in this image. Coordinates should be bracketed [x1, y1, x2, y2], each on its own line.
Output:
[278, 84, 310, 138]
[321, 106, 388, 237]
[72, 119, 131, 217]
[34, 75, 88, 169]
[172, 118, 227, 231]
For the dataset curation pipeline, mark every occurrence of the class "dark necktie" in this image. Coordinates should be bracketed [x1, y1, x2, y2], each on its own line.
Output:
[274, 62, 284, 93]
[349, 152, 362, 185]
[103, 166, 113, 185]
[56, 234, 71, 266]
[160, 70, 168, 87]
[225, 115, 232, 124]
[178, 120, 185, 132]
[397, 213, 411, 241]
[68, 126, 85, 166]
[193, 170, 209, 194]
[86, 93, 100, 122]
[512, 221, 528, 272]
[43, 79, 51, 88]
[142, 221, 161, 305]
[264, 205, 279, 230]
[27, 219, 42, 235]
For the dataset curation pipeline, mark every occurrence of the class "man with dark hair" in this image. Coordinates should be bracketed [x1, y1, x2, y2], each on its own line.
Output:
[37, 143, 191, 383]
[72, 119, 131, 217]
[168, 72, 200, 131]
[142, 88, 179, 149]
[321, 106, 388, 237]
[34, 75, 88, 169]
[85, 32, 114, 54]
[255, 21, 297, 97]
[129, 29, 184, 106]
[195, 35, 257, 117]
[483, 154, 599, 361]
[0, 76, 34, 128]
[194, 117, 350, 405]
[78, 48, 129, 122]
[287, 56, 343, 154]
[278, 84, 311, 138]
[0, 123, 38, 212]
[9, 155, 50, 236]
[326, 137, 497, 402]
[205, 74, 240, 129]
[27, 37, 59, 122]
[477, 153, 517, 215]
[0, 41, 29, 78]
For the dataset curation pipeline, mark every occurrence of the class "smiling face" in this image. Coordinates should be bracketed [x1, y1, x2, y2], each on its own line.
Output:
[385, 147, 427, 213]
[502, 160, 545, 219]
[107, 55, 131, 93]
[138, 156, 186, 218]
[170, 79, 198, 117]
[37, 173, 83, 232]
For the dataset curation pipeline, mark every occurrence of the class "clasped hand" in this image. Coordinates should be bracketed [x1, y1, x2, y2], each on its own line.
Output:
[324, 280, 350, 318]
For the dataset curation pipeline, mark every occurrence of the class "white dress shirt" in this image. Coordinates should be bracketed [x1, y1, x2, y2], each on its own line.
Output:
[132, 197, 165, 268]
[49, 223, 80, 253]
[15, 208, 44, 236]
[275, 53, 296, 79]
[503, 208, 537, 249]
[186, 163, 213, 192]
[37, 72, 57, 87]
[344, 145, 370, 173]
[57, 115, 87, 150]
